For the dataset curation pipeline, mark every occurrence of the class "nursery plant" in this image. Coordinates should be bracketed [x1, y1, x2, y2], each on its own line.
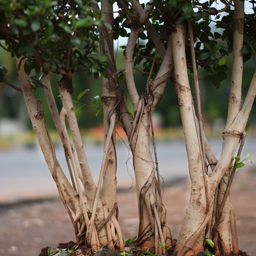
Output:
[0, 0, 255, 255]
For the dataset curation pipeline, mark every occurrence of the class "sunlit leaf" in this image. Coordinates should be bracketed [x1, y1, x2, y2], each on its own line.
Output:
[75, 106, 84, 116]
[77, 89, 90, 102]
[234, 162, 245, 169]
[205, 238, 214, 248]
[218, 58, 226, 66]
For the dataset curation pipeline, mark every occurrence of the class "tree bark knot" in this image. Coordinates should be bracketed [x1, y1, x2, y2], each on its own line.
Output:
[58, 75, 74, 94]
[222, 130, 245, 139]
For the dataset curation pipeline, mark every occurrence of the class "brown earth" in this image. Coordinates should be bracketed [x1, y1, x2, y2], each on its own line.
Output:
[0, 169, 255, 256]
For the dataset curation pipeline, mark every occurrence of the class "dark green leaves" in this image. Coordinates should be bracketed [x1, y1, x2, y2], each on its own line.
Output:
[77, 89, 90, 102]
[232, 154, 252, 171]
[0, 66, 8, 82]
[74, 16, 93, 30]
[204, 64, 228, 88]
[0, 0, 107, 78]
[31, 20, 41, 32]
[14, 19, 27, 27]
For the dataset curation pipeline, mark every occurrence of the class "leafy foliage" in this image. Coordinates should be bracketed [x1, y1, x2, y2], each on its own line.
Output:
[0, 0, 109, 78]
[112, 0, 255, 88]
[232, 153, 252, 171]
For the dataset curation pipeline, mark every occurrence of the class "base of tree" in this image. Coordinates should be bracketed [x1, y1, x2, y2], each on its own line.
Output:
[38, 241, 250, 256]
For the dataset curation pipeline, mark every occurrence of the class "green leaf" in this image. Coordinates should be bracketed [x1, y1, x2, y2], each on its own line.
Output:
[218, 58, 226, 66]
[212, 44, 222, 52]
[60, 251, 70, 256]
[199, 52, 210, 60]
[77, 89, 90, 101]
[234, 162, 245, 169]
[31, 20, 41, 32]
[90, 63, 100, 73]
[100, 68, 108, 78]
[0, 66, 8, 74]
[242, 45, 251, 55]
[44, 26, 54, 37]
[205, 248, 214, 256]
[14, 19, 27, 27]
[81, 57, 92, 68]
[58, 23, 72, 33]
[74, 17, 93, 30]
[245, 153, 251, 159]
[104, 22, 112, 30]
[204, 66, 213, 73]
[0, 74, 7, 82]
[158, 242, 166, 248]
[203, 42, 211, 50]
[24, 62, 31, 75]
[232, 156, 240, 163]
[205, 238, 214, 248]
[125, 236, 137, 245]
[99, 54, 109, 63]
[91, 95, 100, 104]
[75, 106, 84, 116]
[100, 61, 110, 69]
[95, 109, 102, 117]
[26, 44, 34, 58]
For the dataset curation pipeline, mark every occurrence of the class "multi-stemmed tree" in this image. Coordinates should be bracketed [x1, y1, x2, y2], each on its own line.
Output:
[0, 0, 255, 255]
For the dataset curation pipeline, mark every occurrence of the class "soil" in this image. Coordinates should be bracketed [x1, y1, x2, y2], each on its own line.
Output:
[0, 169, 256, 256]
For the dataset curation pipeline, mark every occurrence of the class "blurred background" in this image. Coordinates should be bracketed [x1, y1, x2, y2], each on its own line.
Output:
[0, 45, 256, 256]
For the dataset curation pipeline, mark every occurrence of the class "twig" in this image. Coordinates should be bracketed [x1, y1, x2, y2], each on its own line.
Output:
[3, 81, 22, 92]
[188, 21, 209, 211]
[87, 112, 116, 246]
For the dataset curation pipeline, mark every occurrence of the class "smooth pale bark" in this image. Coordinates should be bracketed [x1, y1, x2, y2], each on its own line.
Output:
[15, 58, 80, 216]
[122, 6, 173, 249]
[226, 0, 244, 129]
[100, 0, 118, 216]
[169, 23, 207, 254]
[125, 27, 140, 111]
[217, 3, 244, 251]
[58, 80, 109, 247]
[151, 43, 173, 113]
[209, 72, 256, 191]
[58, 85, 100, 214]
[130, 0, 166, 59]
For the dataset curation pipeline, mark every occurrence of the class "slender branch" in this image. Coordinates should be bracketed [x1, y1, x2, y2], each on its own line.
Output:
[192, 0, 232, 14]
[216, 134, 246, 222]
[116, 0, 137, 18]
[210, 72, 256, 189]
[151, 42, 173, 112]
[139, 0, 154, 23]
[87, 113, 116, 246]
[66, 44, 72, 72]
[188, 22, 209, 211]
[124, 26, 140, 111]
[230, 207, 239, 255]
[3, 81, 22, 92]
[225, 0, 244, 129]
[34, 51, 66, 75]
[130, 0, 166, 59]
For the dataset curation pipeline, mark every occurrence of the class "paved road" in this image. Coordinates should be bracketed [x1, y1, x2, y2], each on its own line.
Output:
[1, 138, 256, 203]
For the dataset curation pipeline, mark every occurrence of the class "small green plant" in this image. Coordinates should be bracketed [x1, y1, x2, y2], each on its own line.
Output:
[204, 238, 215, 256]
[120, 251, 133, 256]
[47, 245, 78, 256]
[232, 153, 252, 171]
[94, 247, 104, 254]
[125, 236, 137, 246]
[140, 251, 155, 256]
[158, 242, 171, 250]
